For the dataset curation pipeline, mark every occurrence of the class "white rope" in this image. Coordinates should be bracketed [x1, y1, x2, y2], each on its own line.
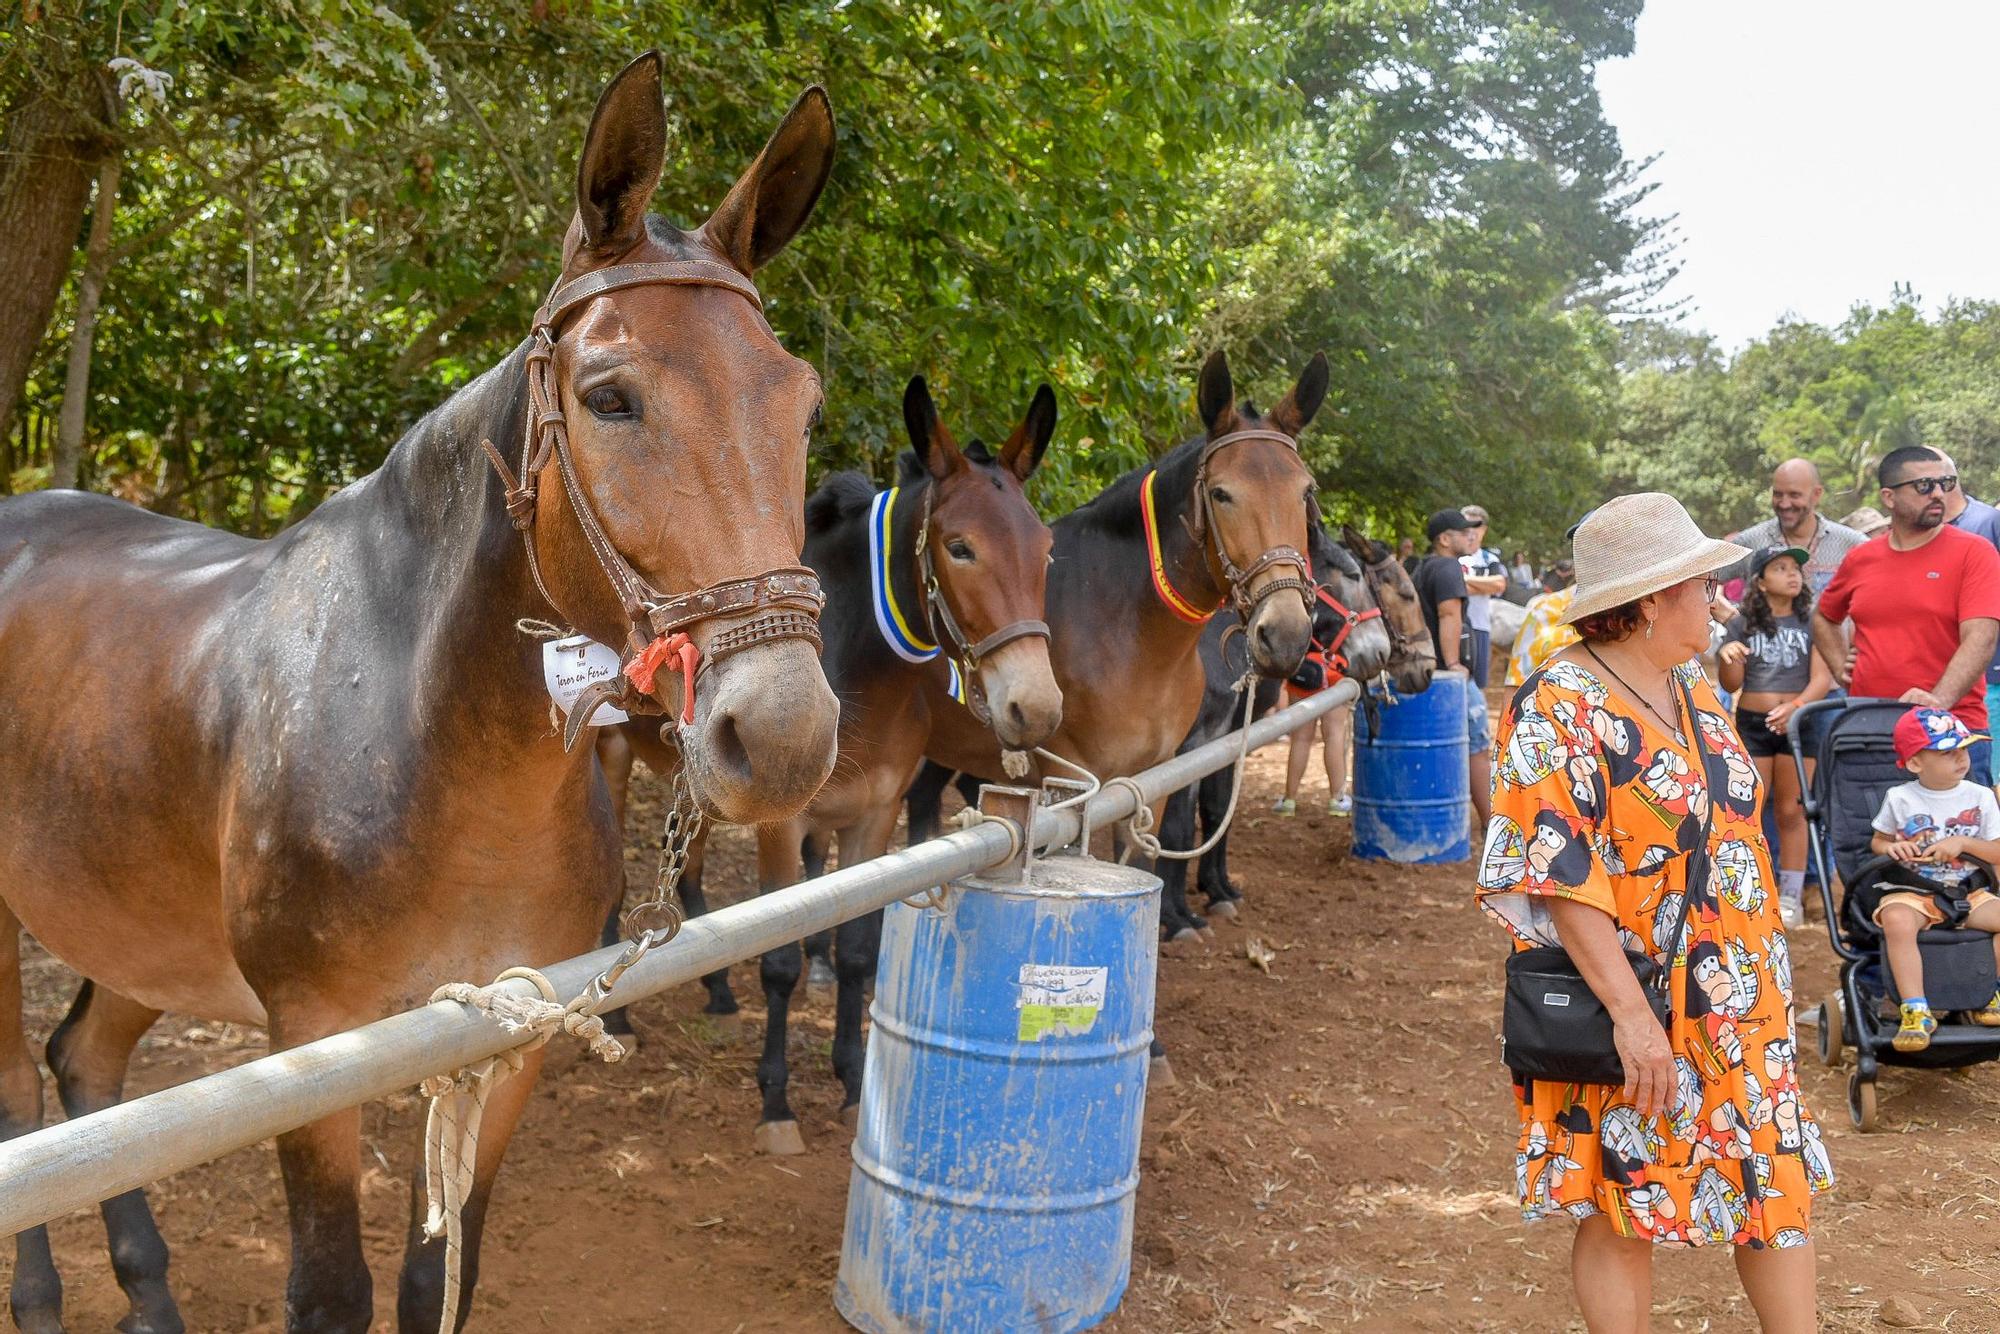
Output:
[419, 966, 628, 1333]
[1113, 673, 1257, 864]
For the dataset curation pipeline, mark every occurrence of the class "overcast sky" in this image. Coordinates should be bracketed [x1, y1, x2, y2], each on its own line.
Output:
[1595, 1, 1998, 349]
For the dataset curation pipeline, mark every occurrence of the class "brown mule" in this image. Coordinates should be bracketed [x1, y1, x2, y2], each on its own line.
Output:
[0, 56, 838, 1334]
[598, 378, 1064, 1149]
[916, 350, 1323, 808]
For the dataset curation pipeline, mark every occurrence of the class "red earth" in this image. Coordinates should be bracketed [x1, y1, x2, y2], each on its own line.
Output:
[8, 717, 2000, 1332]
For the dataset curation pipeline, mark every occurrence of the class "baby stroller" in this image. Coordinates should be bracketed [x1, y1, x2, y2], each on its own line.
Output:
[1792, 697, 2000, 1129]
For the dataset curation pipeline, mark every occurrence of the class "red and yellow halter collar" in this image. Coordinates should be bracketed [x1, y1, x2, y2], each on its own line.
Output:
[1140, 470, 1218, 625]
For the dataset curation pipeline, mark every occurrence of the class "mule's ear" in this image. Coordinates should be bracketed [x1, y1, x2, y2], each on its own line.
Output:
[703, 86, 836, 275]
[904, 376, 966, 482]
[1270, 351, 1331, 437]
[1000, 383, 1058, 483]
[1341, 523, 1374, 562]
[576, 52, 667, 255]
[1196, 349, 1236, 433]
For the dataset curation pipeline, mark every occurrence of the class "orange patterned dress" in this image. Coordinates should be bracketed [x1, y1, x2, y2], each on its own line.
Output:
[1475, 657, 1830, 1248]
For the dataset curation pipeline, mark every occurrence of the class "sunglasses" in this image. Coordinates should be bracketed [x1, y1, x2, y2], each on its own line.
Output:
[1887, 473, 1958, 496]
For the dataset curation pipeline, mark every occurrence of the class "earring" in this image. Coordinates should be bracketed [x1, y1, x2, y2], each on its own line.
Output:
[1645, 618, 1655, 641]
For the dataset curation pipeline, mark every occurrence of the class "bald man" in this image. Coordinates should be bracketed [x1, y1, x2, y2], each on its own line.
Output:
[1734, 458, 1870, 594]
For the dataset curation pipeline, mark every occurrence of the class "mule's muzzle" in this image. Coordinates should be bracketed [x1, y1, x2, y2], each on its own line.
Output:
[978, 637, 1063, 752]
[1341, 617, 1394, 684]
[681, 638, 837, 823]
[1390, 653, 1436, 696]
[1247, 592, 1312, 678]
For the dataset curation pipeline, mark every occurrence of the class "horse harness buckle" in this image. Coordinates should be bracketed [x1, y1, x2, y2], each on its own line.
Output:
[482, 259, 826, 750]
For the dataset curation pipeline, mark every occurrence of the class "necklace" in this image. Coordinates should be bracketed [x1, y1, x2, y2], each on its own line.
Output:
[1584, 645, 1686, 742]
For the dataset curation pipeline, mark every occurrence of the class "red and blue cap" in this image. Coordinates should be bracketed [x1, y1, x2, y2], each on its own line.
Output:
[1894, 707, 1988, 764]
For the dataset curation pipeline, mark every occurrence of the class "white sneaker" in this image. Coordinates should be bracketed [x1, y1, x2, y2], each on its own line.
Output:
[1779, 893, 1804, 929]
[1328, 794, 1354, 817]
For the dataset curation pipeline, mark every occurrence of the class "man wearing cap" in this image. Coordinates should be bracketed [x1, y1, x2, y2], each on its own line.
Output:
[1815, 447, 2000, 758]
[1415, 508, 1492, 825]
[1733, 458, 1869, 595]
[1918, 445, 2000, 781]
[1458, 503, 1508, 687]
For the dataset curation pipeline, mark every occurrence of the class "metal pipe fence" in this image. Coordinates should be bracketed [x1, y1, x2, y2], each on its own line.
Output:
[0, 679, 1359, 1238]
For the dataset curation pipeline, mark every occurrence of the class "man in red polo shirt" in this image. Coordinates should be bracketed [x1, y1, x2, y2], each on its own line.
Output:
[1816, 447, 2000, 766]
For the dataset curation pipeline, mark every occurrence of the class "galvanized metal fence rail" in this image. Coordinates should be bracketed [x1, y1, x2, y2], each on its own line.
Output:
[0, 679, 1359, 1238]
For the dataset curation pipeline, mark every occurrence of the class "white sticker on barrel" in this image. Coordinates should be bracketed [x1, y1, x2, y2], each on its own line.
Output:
[1016, 964, 1108, 1041]
[541, 635, 629, 725]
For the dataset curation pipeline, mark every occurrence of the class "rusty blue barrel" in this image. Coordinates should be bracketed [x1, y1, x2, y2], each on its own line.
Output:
[1353, 667, 1473, 862]
[834, 855, 1161, 1333]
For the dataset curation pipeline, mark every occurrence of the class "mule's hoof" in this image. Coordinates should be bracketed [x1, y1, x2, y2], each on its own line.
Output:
[754, 1119, 808, 1156]
[613, 1030, 641, 1057]
[840, 1103, 860, 1131]
[600, 1007, 635, 1037]
[705, 1011, 746, 1040]
[118, 1308, 187, 1334]
[1163, 927, 1203, 952]
[807, 958, 837, 993]
[1206, 899, 1239, 921]
[1149, 1055, 1179, 1089]
[1197, 926, 1217, 943]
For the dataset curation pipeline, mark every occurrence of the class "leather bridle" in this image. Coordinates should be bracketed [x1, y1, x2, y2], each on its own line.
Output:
[911, 481, 1049, 728]
[480, 259, 826, 750]
[1181, 427, 1315, 621]
[1357, 547, 1423, 663]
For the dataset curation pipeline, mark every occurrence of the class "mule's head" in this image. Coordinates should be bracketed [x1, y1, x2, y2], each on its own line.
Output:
[533, 53, 839, 822]
[904, 377, 1063, 751]
[1343, 525, 1436, 696]
[1308, 518, 1392, 684]
[1193, 349, 1326, 677]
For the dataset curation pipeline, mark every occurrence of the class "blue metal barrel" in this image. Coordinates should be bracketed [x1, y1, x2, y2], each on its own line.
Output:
[835, 855, 1161, 1334]
[1353, 667, 1473, 863]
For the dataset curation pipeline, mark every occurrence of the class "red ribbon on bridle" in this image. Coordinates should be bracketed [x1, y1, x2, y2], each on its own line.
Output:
[623, 632, 701, 725]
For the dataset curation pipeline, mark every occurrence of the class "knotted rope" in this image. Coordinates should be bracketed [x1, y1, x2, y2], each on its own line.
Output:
[419, 967, 627, 1334]
[1110, 668, 1257, 864]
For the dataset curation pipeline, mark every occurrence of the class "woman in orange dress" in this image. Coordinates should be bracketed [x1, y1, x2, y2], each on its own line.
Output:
[1476, 494, 1827, 1333]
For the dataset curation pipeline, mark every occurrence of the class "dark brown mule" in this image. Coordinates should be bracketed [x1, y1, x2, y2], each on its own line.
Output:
[914, 351, 1322, 825]
[598, 377, 1064, 1152]
[0, 56, 838, 1334]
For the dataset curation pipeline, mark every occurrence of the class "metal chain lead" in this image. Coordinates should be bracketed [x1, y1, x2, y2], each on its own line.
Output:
[580, 758, 705, 1012]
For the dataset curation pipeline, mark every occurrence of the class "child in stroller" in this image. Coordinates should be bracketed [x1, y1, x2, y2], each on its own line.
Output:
[1865, 707, 2000, 1049]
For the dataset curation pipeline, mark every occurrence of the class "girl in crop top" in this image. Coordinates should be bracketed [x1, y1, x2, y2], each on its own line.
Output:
[1719, 546, 1834, 925]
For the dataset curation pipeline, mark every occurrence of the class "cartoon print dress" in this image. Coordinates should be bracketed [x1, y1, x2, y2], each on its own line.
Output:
[1475, 658, 1830, 1247]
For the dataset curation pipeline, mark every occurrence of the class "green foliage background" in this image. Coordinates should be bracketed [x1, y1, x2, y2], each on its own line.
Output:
[7, 3, 1993, 555]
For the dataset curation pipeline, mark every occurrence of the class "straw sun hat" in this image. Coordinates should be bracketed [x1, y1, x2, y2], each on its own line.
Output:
[1560, 493, 1749, 625]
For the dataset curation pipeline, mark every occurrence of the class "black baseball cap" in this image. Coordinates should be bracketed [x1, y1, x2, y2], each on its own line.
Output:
[1749, 544, 1810, 578]
[1427, 508, 1473, 543]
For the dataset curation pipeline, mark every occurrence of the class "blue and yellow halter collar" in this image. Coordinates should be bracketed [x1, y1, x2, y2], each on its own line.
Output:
[867, 486, 967, 705]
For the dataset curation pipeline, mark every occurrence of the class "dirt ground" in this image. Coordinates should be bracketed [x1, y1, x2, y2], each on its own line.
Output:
[10, 721, 2000, 1332]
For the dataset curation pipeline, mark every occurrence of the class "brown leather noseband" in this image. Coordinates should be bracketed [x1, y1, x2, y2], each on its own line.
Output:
[912, 481, 1049, 728]
[481, 260, 826, 748]
[1182, 427, 1315, 620]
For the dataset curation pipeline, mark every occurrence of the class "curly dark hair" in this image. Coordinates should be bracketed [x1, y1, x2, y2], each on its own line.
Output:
[1575, 600, 1644, 643]
[1742, 559, 1812, 636]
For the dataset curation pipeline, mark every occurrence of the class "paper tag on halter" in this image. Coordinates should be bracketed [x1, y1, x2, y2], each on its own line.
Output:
[541, 635, 629, 726]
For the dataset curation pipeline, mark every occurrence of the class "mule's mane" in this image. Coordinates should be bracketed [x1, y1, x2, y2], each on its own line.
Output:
[1065, 430, 1208, 538]
[805, 470, 877, 535]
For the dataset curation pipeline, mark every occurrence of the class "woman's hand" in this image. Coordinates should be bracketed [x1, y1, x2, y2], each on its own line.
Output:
[1718, 641, 1749, 667]
[1614, 1005, 1675, 1116]
[1765, 699, 1798, 734]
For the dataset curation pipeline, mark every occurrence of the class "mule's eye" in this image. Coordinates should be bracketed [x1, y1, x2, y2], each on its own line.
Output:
[809, 401, 824, 431]
[947, 539, 975, 562]
[1211, 487, 1234, 506]
[585, 386, 634, 419]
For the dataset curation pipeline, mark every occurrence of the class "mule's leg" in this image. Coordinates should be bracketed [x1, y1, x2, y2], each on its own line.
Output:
[1154, 787, 1208, 939]
[753, 825, 808, 1155]
[830, 811, 898, 1121]
[904, 761, 956, 844]
[678, 843, 738, 1016]
[1194, 769, 1241, 906]
[801, 832, 835, 992]
[0, 906, 65, 1334]
[44, 982, 182, 1334]
[395, 1049, 546, 1334]
[273, 1105, 372, 1333]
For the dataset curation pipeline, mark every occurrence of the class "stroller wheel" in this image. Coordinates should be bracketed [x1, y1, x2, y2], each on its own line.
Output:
[1847, 1070, 1879, 1132]
[1816, 997, 1844, 1067]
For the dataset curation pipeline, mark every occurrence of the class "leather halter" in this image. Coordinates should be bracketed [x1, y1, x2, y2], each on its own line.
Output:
[1358, 548, 1423, 661]
[480, 259, 825, 749]
[910, 482, 1050, 727]
[1145, 426, 1315, 623]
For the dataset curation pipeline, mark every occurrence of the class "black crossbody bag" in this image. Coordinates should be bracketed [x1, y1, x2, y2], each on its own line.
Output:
[1500, 676, 1710, 1086]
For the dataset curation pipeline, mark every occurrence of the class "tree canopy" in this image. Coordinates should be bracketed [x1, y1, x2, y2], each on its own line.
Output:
[3, 1, 1708, 551]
